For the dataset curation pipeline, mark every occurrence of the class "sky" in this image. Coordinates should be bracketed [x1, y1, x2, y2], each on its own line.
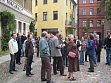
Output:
[74, 0, 77, 3]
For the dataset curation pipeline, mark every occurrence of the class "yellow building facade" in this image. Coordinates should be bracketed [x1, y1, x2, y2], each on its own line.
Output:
[32, 0, 76, 37]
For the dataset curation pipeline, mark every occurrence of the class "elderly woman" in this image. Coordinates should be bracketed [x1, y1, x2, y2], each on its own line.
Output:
[67, 35, 80, 81]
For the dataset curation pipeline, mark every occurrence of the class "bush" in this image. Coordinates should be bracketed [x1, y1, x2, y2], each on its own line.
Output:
[1, 11, 15, 51]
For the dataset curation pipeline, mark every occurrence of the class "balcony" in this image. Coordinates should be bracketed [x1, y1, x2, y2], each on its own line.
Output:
[65, 20, 75, 28]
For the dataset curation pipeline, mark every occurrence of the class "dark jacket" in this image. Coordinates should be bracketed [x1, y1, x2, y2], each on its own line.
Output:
[16, 36, 22, 50]
[25, 39, 34, 58]
[104, 37, 111, 48]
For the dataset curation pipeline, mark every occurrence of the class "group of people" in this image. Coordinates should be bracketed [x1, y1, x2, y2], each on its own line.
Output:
[8, 30, 111, 83]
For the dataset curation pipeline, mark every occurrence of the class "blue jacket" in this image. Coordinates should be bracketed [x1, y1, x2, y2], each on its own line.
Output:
[86, 40, 95, 57]
[39, 37, 50, 57]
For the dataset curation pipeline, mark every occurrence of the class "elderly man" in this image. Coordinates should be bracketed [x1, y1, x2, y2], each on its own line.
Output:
[40, 31, 54, 83]
[51, 31, 66, 76]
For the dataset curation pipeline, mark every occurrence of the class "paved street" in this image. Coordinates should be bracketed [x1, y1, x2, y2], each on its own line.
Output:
[0, 49, 111, 83]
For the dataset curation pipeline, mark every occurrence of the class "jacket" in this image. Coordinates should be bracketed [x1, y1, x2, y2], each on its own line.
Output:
[104, 37, 111, 48]
[51, 36, 62, 57]
[86, 40, 95, 57]
[25, 39, 34, 58]
[8, 38, 18, 55]
[39, 37, 50, 57]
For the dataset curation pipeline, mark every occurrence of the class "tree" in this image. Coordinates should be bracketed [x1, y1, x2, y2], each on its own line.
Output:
[1, 11, 16, 51]
[100, 0, 111, 20]
[29, 21, 35, 33]
[83, 19, 90, 34]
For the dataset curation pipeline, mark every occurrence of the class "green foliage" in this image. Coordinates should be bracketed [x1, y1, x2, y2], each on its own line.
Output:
[105, 0, 111, 20]
[1, 11, 15, 51]
[100, 0, 111, 21]
[83, 19, 90, 34]
[29, 21, 35, 33]
[0, 50, 9, 57]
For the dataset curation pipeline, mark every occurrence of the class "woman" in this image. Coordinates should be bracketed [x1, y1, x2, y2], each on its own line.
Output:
[79, 37, 86, 65]
[67, 36, 80, 81]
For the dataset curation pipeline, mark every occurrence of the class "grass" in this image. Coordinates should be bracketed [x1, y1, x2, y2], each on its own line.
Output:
[0, 50, 9, 57]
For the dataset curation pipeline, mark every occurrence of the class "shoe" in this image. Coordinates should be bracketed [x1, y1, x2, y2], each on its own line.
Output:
[69, 77, 76, 81]
[26, 74, 32, 77]
[60, 74, 67, 76]
[13, 70, 17, 72]
[88, 70, 94, 72]
[105, 63, 109, 65]
[17, 63, 22, 65]
[94, 64, 97, 67]
[54, 72, 58, 75]
[41, 79, 47, 82]
[30, 73, 34, 75]
[80, 63, 84, 65]
[9, 71, 14, 74]
[88, 68, 91, 70]
[23, 69, 25, 71]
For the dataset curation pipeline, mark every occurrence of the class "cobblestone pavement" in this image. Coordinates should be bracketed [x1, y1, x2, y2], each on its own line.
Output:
[0, 49, 111, 83]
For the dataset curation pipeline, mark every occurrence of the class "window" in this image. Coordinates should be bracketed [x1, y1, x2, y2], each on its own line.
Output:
[66, 0, 68, 6]
[35, 0, 37, 6]
[82, 0, 86, 4]
[90, 8, 94, 15]
[53, 0, 57, 3]
[97, 8, 101, 15]
[43, 12, 47, 21]
[89, 20, 93, 27]
[82, 9, 86, 15]
[43, 0, 47, 4]
[82, 21, 86, 27]
[23, 23, 26, 33]
[90, 0, 94, 3]
[35, 13, 37, 21]
[97, 20, 101, 27]
[53, 11, 58, 20]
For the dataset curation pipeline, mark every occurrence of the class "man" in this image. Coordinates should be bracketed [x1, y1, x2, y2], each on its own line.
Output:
[8, 33, 18, 74]
[86, 34, 95, 72]
[21, 32, 27, 57]
[104, 31, 111, 65]
[96, 35, 102, 62]
[51, 31, 66, 76]
[40, 32, 54, 83]
[16, 33, 22, 65]
[25, 34, 34, 77]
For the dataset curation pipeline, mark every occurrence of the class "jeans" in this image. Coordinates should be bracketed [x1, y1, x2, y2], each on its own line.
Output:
[26, 56, 33, 75]
[106, 47, 111, 64]
[9, 53, 17, 71]
[79, 51, 85, 65]
[93, 48, 97, 65]
[89, 55, 94, 71]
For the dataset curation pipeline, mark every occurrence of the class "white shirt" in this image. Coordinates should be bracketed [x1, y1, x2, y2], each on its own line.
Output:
[8, 38, 18, 55]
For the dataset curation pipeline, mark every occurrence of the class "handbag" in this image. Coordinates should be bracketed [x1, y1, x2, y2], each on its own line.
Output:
[68, 51, 76, 58]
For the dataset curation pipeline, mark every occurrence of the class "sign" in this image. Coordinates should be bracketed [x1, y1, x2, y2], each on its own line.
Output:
[0, 0, 23, 12]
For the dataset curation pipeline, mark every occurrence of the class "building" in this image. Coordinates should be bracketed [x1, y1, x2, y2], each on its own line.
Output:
[32, 0, 77, 37]
[104, 0, 111, 37]
[0, 0, 33, 35]
[78, 0, 104, 39]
